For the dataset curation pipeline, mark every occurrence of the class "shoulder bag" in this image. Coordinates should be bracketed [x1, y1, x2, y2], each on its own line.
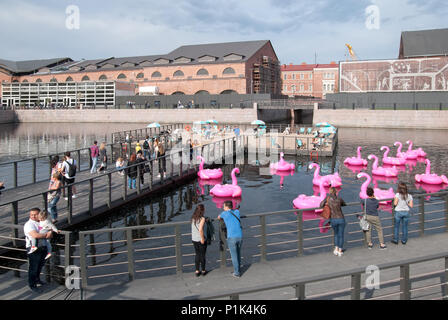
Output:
[321, 197, 331, 220]
[359, 199, 370, 231]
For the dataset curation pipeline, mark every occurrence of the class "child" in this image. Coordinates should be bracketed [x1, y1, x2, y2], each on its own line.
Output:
[28, 210, 60, 259]
[115, 157, 125, 175]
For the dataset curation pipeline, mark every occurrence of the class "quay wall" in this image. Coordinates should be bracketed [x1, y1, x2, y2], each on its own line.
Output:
[0, 110, 17, 124]
[313, 103, 448, 129]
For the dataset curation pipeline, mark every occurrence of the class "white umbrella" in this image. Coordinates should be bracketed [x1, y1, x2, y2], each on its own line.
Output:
[251, 120, 265, 125]
[147, 122, 161, 128]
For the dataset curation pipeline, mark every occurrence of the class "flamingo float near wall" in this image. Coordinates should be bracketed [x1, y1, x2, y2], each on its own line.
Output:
[415, 159, 448, 185]
[406, 140, 426, 158]
[357, 172, 394, 204]
[270, 152, 295, 171]
[210, 168, 242, 198]
[368, 154, 398, 177]
[309, 163, 342, 187]
[394, 141, 417, 160]
[344, 146, 368, 166]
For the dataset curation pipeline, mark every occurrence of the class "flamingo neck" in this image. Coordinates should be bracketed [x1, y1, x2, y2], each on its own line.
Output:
[361, 175, 371, 194]
[407, 140, 413, 152]
[372, 155, 378, 169]
[199, 157, 204, 171]
[357, 147, 362, 159]
[396, 142, 402, 154]
[312, 164, 320, 178]
[382, 147, 389, 158]
[425, 160, 431, 175]
[231, 170, 238, 185]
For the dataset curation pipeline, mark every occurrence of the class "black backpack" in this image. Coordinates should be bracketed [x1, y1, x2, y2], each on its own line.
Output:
[205, 217, 215, 245]
[143, 140, 149, 149]
[65, 160, 77, 177]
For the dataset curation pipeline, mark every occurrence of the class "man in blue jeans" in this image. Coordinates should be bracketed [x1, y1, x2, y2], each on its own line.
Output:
[218, 201, 243, 277]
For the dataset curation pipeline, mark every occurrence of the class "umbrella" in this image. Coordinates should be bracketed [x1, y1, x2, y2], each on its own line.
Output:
[251, 120, 265, 126]
[206, 119, 218, 124]
[193, 120, 207, 125]
[315, 122, 333, 128]
[147, 122, 161, 128]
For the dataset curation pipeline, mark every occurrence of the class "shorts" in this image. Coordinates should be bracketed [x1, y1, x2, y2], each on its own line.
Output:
[65, 177, 75, 185]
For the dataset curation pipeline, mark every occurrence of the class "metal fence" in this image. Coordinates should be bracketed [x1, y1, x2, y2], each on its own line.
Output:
[318, 101, 448, 110]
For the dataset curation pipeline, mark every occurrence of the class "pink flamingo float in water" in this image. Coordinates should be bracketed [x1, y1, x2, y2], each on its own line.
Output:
[270, 167, 294, 189]
[210, 168, 242, 198]
[292, 180, 326, 214]
[344, 146, 368, 166]
[197, 178, 222, 195]
[406, 140, 426, 158]
[368, 154, 398, 177]
[381, 146, 406, 166]
[212, 196, 242, 209]
[197, 156, 223, 180]
[309, 163, 342, 187]
[270, 152, 295, 171]
[415, 159, 448, 185]
[394, 141, 418, 160]
[344, 163, 367, 174]
[357, 172, 394, 204]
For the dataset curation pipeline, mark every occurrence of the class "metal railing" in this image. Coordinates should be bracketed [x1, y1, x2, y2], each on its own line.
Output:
[318, 101, 448, 110]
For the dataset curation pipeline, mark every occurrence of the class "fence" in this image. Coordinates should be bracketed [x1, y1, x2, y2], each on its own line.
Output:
[319, 101, 448, 110]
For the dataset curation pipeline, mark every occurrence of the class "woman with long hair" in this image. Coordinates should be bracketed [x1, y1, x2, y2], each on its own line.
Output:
[126, 153, 138, 189]
[320, 187, 346, 257]
[157, 140, 166, 177]
[392, 182, 413, 245]
[97, 142, 107, 173]
[191, 204, 208, 276]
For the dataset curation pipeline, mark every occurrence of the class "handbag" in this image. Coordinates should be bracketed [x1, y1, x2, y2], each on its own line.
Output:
[359, 199, 370, 231]
[321, 197, 331, 220]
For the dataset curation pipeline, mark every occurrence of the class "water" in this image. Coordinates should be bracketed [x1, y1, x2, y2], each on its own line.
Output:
[1, 123, 447, 284]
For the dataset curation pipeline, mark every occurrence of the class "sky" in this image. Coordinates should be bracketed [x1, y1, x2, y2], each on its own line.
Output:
[0, 0, 447, 64]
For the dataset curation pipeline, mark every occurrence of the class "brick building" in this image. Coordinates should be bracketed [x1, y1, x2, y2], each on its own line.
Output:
[281, 62, 339, 98]
[0, 40, 281, 102]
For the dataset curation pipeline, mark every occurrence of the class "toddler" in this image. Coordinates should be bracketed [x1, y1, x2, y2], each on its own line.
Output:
[28, 210, 59, 259]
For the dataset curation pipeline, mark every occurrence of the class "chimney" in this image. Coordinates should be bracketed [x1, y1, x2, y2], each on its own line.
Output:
[301, 62, 307, 65]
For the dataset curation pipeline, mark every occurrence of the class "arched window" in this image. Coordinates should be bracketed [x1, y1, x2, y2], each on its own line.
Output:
[196, 68, 209, 76]
[36, 78, 42, 83]
[151, 71, 162, 78]
[195, 90, 210, 94]
[50, 78, 58, 83]
[173, 70, 184, 77]
[222, 67, 235, 75]
[22, 79, 28, 83]
[12, 80, 19, 83]
[172, 91, 185, 95]
[220, 89, 238, 94]
[117, 73, 127, 79]
[81, 75, 90, 81]
[99, 74, 107, 80]
[65, 76, 73, 82]
[136, 72, 144, 79]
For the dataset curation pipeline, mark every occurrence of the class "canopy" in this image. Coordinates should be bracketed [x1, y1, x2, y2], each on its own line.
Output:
[147, 122, 161, 128]
[206, 119, 218, 124]
[315, 122, 334, 128]
[193, 120, 207, 125]
[251, 120, 265, 125]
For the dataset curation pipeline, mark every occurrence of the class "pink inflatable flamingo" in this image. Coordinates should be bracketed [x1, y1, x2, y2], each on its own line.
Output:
[270, 167, 294, 189]
[395, 141, 417, 160]
[210, 168, 242, 198]
[368, 154, 398, 177]
[344, 163, 367, 174]
[197, 156, 223, 180]
[381, 146, 406, 165]
[357, 172, 394, 204]
[197, 178, 222, 195]
[415, 159, 448, 185]
[344, 146, 368, 166]
[406, 140, 426, 158]
[292, 180, 326, 213]
[212, 196, 242, 209]
[270, 152, 295, 171]
[309, 163, 342, 187]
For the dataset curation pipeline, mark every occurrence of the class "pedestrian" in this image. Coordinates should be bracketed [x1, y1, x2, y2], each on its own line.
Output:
[217, 201, 243, 277]
[62, 152, 77, 200]
[320, 187, 346, 257]
[392, 182, 413, 245]
[97, 142, 107, 173]
[362, 187, 387, 249]
[35, 210, 59, 260]
[115, 157, 125, 175]
[136, 150, 147, 185]
[191, 204, 208, 277]
[143, 135, 151, 160]
[157, 140, 166, 177]
[153, 138, 159, 160]
[47, 172, 62, 223]
[135, 142, 142, 154]
[24, 208, 52, 293]
[90, 141, 99, 174]
[126, 153, 138, 189]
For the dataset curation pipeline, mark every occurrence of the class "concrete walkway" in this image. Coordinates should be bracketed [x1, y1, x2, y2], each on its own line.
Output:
[3, 232, 445, 300]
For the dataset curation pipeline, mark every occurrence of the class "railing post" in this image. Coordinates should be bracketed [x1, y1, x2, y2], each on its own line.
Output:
[260, 216, 267, 262]
[444, 257, 448, 300]
[89, 179, 94, 215]
[64, 232, 73, 269]
[219, 220, 227, 269]
[294, 283, 306, 300]
[67, 185, 73, 224]
[123, 169, 127, 200]
[149, 160, 153, 191]
[351, 273, 361, 300]
[42, 192, 48, 213]
[297, 210, 304, 257]
[175, 225, 182, 275]
[49, 155, 53, 179]
[13, 162, 18, 188]
[445, 194, 448, 233]
[77, 150, 81, 172]
[170, 155, 174, 180]
[126, 229, 135, 281]
[32, 158, 37, 184]
[107, 173, 112, 208]
[400, 264, 411, 300]
[137, 165, 141, 195]
[79, 233, 88, 288]
[11, 201, 18, 248]
[419, 196, 425, 236]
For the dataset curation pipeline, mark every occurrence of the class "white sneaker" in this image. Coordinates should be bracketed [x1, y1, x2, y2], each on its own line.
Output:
[28, 246, 37, 254]
[337, 251, 343, 257]
[333, 249, 339, 256]
[64, 197, 68, 201]
[72, 194, 77, 199]
[44, 253, 52, 260]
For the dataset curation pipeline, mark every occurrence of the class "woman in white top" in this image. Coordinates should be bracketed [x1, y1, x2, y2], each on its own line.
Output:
[191, 204, 208, 277]
[392, 182, 413, 245]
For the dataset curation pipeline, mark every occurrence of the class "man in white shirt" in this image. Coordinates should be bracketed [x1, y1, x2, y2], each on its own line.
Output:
[24, 208, 53, 293]
[62, 151, 77, 199]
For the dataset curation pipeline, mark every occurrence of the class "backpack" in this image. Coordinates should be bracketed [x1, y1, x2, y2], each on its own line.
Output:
[205, 217, 215, 245]
[143, 140, 149, 150]
[65, 160, 77, 177]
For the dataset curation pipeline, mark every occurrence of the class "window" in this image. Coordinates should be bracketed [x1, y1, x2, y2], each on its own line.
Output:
[36, 78, 42, 83]
[22, 79, 28, 83]
[50, 78, 58, 83]
[99, 74, 108, 80]
[222, 67, 236, 75]
[196, 68, 209, 76]
[291, 85, 296, 92]
[172, 91, 185, 95]
[65, 76, 73, 82]
[283, 74, 287, 80]
[220, 89, 237, 94]
[81, 75, 90, 81]
[309, 84, 312, 91]
[292, 74, 296, 80]
[283, 85, 287, 91]
[151, 71, 162, 78]
[117, 73, 127, 79]
[173, 70, 184, 77]
[300, 74, 304, 79]
[195, 90, 209, 94]
[300, 84, 304, 91]
[330, 84, 334, 91]
[136, 72, 144, 79]
[309, 74, 313, 79]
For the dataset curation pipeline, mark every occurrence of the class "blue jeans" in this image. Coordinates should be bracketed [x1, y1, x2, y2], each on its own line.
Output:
[227, 237, 242, 276]
[128, 178, 136, 189]
[48, 195, 60, 220]
[143, 149, 150, 160]
[393, 210, 410, 243]
[90, 157, 98, 173]
[330, 218, 346, 249]
[27, 246, 47, 288]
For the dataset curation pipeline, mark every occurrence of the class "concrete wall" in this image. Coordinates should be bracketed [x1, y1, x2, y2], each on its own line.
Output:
[257, 108, 290, 122]
[9, 108, 259, 124]
[313, 103, 448, 129]
[0, 110, 17, 124]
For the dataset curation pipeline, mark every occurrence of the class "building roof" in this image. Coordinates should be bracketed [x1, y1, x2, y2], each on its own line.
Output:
[0, 57, 72, 74]
[281, 63, 338, 71]
[400, 28, 448, 58]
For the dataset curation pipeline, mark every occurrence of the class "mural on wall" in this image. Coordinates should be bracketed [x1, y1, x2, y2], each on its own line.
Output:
[340, 57, 448, 92]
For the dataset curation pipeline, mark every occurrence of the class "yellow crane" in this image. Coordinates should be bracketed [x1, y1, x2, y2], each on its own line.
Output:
[345, 43, 358, 61]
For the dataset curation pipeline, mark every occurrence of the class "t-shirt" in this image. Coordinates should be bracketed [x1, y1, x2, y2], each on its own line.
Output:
[90, 145, 99, 158]
[361, 197, 379, 216]
[220, 209, 242, 239]
[62, 158, 77, 179]
[395, 193, 413, 211]
[24, 219, 40, 248]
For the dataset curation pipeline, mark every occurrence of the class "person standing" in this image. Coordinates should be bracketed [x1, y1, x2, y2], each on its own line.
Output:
[218, 201, 243, 277]
[90, 141, 99, 174]
[143, 135, 151, 160]
[157, 140, 166, 178]
[24, 208, 52, 293]
[136, 150, 147, 185]
[126, 153, 138, 189]
[48, 172, 62, 223]
[320, 187, 346, 257]
[191, 204, 208, 277]
[392, 182, 413, 245]
[62, 152, 77, 200]
[98, 142, 107, 173]
[362, 187, 387, 249]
